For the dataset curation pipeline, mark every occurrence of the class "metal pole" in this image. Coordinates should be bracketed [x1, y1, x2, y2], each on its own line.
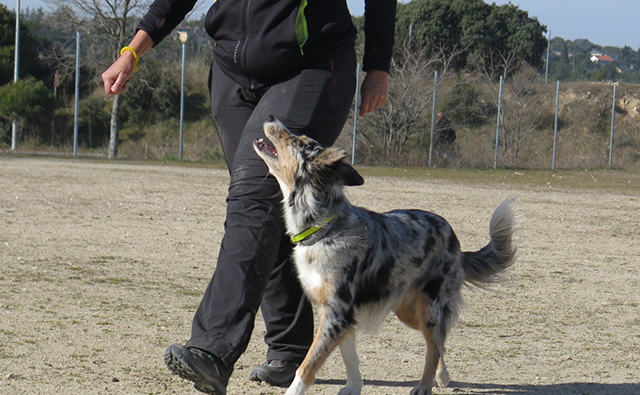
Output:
[13, 0, 19, 82]
[545, 30, 551, 84]
[608, 84, 617, 168]
[179, 41, 186, 160]
[73, 31, 81, 158]
[494, 75, 504, 170]
[409, 24, 413, 45]
[351, 62, 361, 166]
[11, 0, 21, 150]
[552, 80, 560, 170]
[428, 70, 439, 167]
[51, 70, 58, 147]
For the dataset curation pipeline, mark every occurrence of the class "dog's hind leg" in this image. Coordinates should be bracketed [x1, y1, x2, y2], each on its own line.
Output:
[338, 330, 362, 395]
[286, 309, 354, 395]
[395, 293, 440, 395]
[410, 325, 440, 395]
[411, 300, 454, 395]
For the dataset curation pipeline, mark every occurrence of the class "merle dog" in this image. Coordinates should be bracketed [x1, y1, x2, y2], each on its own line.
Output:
[253, 116, 517, 395]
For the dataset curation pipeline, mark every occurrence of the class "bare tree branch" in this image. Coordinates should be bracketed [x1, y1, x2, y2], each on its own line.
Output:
[46, 0, 151, 158]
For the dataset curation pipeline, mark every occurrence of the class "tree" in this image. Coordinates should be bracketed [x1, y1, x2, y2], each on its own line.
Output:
[482, 4, 547, 71]
[78, 96, 111, 148]
[120, 57, 181, 126]
[592, 64, 617, 82]
[395, 0, 488, 71]
[0, 79, 52, 144]
[0, 4, 50, 86]
[49, 0, 151, 158]
[498, 66, 551, 164]
[354, 40, 464, 166]
[369, 47, 436, 161]
[394, 0, 547, 76]
[619, 45, 640, 69]
[559, 40, 570, 65]
[440, 81, 489, 126]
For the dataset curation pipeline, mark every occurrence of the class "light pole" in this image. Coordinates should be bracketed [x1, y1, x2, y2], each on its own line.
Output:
[73, 31, 81, 157]
[178, 31, 188, 160]
[11, 0, 21, 150]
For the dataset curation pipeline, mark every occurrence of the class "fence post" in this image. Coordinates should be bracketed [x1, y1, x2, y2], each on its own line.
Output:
[73, 31, 81, 158]
[545, 30, 551, 84]
[428, 70, 439, 167]
[11, 0, 21, 150]
[351, 62, 360, 166]
[608, 83, 617, 168]
[51, 70, 58, 147]
[552, 80, 560, 170]
[494, 75, 504, 170]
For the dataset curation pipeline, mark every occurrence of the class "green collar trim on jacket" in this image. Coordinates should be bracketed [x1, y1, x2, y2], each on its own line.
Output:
[295, 0, 309, 55]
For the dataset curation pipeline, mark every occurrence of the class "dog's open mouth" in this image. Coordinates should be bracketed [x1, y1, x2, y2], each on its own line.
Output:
[255, 138, 278, 158]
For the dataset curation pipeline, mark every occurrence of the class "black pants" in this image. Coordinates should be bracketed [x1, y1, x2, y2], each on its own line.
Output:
[186, 48, 356, 370]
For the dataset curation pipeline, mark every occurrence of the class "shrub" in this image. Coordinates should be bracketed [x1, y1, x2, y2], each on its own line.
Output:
[0, 79, 52, 145]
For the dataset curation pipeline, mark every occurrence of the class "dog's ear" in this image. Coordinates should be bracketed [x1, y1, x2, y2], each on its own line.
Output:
[318, 147, 364, 187]
[334, 160, 364, 186]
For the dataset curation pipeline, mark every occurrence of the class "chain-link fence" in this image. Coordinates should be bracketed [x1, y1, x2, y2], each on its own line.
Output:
[2, 4, 639, 170]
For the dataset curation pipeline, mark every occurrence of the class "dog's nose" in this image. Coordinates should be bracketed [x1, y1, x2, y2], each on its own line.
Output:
[265, 115, 275, 123]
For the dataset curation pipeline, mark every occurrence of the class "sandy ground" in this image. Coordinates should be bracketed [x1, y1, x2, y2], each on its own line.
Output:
[1, 157, 639, 395]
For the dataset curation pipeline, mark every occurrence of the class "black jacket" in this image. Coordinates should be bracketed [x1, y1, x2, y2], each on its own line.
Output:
[137, 0, 396, 89]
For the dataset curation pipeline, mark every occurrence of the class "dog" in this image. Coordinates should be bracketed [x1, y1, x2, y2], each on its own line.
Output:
[253, 116, 517, 395]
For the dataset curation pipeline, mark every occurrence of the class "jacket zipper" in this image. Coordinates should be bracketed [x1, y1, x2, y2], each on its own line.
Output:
[237, 0, 255, 89]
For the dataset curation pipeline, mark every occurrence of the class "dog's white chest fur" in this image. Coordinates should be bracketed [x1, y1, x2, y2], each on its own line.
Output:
[294, 248, 326, 297]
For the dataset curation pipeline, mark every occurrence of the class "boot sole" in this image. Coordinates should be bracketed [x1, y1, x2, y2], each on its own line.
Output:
[249, 367, 294, 387]
[164, 346, 226, 395]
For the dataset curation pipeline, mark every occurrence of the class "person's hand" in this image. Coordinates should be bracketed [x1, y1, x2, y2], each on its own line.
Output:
[101, 50, 137, 95]
[102, 31, 153, 95]
[359, 69, 389, 117]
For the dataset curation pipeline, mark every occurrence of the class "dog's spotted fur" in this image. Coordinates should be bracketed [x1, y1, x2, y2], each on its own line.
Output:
[254, 117, 517, 395]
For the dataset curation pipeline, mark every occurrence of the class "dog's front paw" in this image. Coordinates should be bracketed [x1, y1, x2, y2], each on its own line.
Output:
[409, 385, 432, 395]
[337, 384, 362, 395]
[284, 372, 308, 395]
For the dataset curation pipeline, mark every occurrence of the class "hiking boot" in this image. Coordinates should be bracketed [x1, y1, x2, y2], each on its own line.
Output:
[164, 344, 231, 395]
[249, 359, 299, 387]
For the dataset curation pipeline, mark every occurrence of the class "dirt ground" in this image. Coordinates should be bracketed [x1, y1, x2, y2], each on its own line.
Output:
[1, 157, 639, 395]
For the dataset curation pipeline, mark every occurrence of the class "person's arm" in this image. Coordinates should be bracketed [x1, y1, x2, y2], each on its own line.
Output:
[102, 0, 198, 95]
[359, 0, 397, 116]
[137, 0, 199, 46]
[102, 30, 154, 95]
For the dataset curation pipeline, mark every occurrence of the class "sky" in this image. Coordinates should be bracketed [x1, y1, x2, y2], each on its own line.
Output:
[2, 0, 639, 50]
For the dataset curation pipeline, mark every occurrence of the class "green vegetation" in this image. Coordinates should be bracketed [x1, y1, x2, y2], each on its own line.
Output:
[391, 0, 547, 75]
[0, 79, 52, 142]
[548, 37, 640, 83]
[356, 166, 640, 193]
[1, 1, 639, 170]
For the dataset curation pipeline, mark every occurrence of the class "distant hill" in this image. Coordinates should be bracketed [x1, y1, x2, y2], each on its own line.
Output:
[548, 37, 640, 83]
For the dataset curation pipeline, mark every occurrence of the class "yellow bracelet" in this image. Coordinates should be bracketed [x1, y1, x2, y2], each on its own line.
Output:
[120, 46, 139, 73]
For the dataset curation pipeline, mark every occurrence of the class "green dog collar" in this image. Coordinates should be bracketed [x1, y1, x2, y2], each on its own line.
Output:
[290, 214, 338, 245]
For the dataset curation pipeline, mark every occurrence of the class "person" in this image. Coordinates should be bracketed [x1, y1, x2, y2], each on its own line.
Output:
[435, 112, 456, 146]
[434, 112, 456, 161]
[101, 1, 396, 394]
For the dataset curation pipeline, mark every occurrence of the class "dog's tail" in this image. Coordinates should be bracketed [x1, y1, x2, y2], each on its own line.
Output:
[462, 197, 518, 287]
